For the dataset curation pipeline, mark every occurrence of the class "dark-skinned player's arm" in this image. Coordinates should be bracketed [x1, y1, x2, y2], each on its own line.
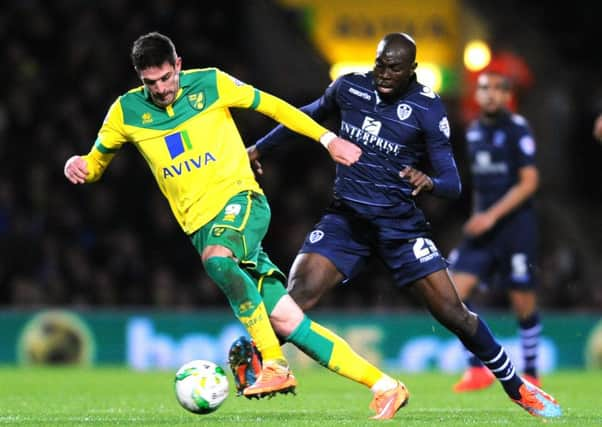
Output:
[400, 105, 461, 198]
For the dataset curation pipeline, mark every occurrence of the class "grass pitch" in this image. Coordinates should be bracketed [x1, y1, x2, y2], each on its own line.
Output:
[0, 366, 599, 426]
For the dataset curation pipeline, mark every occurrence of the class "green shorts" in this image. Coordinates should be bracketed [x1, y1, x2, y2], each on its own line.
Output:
[189, 191, 287, 311]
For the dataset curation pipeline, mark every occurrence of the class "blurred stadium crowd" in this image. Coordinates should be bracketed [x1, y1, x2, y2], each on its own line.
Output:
[2, 0, 601, 310]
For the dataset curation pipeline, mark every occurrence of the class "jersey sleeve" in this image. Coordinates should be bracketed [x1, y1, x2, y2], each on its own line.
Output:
[514, 118, 537, 168]
[82, 98, 128, 182]
[215, 69, 330, 143]
[214, 69, 258, 108]
[253, 90, 331, 141]
[255, 78, 342, 153]
[421, 98, 462, 198]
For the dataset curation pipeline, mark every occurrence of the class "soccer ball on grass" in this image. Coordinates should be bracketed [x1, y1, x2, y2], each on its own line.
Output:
[174, 359, 229, 414]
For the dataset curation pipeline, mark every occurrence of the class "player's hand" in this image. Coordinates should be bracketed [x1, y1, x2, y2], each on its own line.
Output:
[463, 212, 496, 236]
[399, 165, 433, 196]
[246, 145, 263, 175]
[64, 155, 89, 184]
[593, 114, 602, 143]
[327, 137, 362, 166]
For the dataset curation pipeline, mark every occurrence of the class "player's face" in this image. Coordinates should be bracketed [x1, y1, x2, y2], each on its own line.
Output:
[139, 57, 182, 108]
[373, 43, 415, 100]
[475, 73, 511, 114]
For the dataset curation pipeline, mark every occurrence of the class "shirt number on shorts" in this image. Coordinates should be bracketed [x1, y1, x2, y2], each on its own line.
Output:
[412, 238, 438, 259]
[511, 253, 530, 281]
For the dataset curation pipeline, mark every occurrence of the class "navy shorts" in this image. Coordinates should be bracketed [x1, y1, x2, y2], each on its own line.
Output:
[299, 212, 448, 288]
[449, 209, 538, 290]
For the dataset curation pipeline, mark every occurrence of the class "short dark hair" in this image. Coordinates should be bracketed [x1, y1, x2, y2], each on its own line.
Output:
[130, 32, 177, 71]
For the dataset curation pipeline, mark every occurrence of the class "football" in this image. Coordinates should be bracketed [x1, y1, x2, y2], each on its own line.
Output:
[174, 359, 229, 414]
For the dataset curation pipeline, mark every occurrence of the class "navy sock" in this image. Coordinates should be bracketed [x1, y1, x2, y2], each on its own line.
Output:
[519, 312, 541, 378]
[459, 317, 523, 399]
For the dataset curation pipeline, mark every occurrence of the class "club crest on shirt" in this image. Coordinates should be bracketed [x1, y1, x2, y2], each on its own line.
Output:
[212, 227, 225, 237]
[308, 230, 324, 244]
[439, 116, 450, 139]
[396, 103, 412, 121]
[188, 91, 205, 110]
[141, 112, 153, 125]
[519, 135, 536, 155]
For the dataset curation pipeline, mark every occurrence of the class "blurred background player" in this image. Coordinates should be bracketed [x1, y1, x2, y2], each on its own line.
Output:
[64, 31, 408, 419]
[247, 33, 561, 418]
[449, 70, 542, 392]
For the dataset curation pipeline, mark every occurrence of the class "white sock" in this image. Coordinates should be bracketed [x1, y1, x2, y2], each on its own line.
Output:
[371, 376, 398, 393]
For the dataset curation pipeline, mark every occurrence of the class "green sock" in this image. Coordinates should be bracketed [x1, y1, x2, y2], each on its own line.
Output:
[287, 315, 387, 388]
[204, 256, 284, 361]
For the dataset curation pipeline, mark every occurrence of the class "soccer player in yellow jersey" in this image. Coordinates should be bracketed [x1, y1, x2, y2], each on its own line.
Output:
[64, 32, 408, 418]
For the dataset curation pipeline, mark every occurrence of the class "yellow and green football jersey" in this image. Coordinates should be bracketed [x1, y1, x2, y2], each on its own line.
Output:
[82, 68, 328, 234]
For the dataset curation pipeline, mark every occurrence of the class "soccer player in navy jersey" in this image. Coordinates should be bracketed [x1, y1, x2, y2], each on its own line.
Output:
[449, 70, 542, 392]
[247, 33, 561, 418]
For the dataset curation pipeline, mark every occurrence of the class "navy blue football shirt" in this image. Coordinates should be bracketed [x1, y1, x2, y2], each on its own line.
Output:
[256, 72, 461, 221]
[465, 111, 536, 212]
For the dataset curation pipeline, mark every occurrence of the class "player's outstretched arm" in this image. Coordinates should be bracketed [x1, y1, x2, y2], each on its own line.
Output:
[248, 132, 361, 176]
[64, 155, 89, 184]
[321, 132, 362, 167]
[254, 92, 361, 167]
